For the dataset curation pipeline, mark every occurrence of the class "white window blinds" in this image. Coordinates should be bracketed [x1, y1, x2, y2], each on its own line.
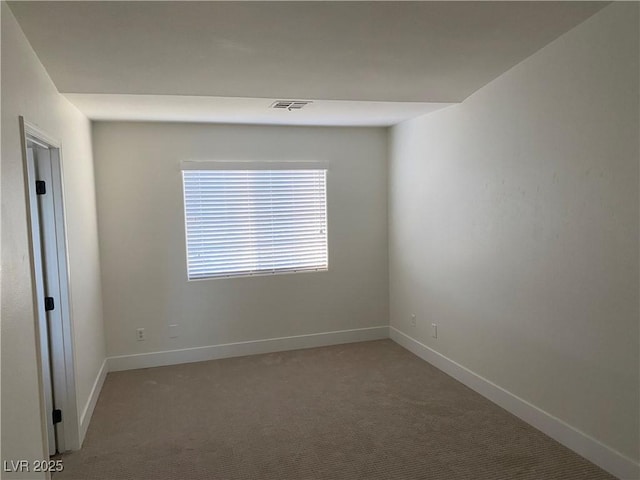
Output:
[182, 169, 328, 280]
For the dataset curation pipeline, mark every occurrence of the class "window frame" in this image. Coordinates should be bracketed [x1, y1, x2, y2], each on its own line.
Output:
[180, 160, 329, 281]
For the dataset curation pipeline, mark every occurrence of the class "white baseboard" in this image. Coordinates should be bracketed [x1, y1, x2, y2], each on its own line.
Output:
[79, 358, 107, 446]
[107, 326, 389, 372]
[389, 326, 639, 480]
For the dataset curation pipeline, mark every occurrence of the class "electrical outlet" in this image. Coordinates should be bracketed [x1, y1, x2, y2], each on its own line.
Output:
[168, 324, 178, 338]
[431, 323, 438, 338]
[410, 314, 417, 327]
[136, 328, 145, 341]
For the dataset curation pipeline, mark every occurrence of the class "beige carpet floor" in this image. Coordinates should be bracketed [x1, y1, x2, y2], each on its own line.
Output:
[55, 340, 614, 479]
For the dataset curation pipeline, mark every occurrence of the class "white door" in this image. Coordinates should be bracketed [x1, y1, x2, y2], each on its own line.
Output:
[22, 118, 79, 453]
[27, 146, 58, 455]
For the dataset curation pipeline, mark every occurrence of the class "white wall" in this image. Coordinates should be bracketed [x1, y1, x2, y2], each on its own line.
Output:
[92, 122, 388, 358]
[1, 2, 106, 474]
[389, 1, 638, 469]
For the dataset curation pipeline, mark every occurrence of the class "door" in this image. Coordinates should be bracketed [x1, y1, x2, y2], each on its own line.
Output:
[26, 145, 58, 455]
[21, 117, 80, 454]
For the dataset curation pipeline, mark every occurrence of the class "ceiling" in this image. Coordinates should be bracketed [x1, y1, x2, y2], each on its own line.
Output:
[9, 1, 607, 126]
[63, 94, 453, 127]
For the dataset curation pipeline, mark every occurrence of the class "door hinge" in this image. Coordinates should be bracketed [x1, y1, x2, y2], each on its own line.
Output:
[44, 297, 55, 311]
[52, 409, 62, 424]
[36, 180, 46, 195]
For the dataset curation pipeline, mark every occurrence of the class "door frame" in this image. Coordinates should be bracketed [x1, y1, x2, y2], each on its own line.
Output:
[20, 116, 80, 452]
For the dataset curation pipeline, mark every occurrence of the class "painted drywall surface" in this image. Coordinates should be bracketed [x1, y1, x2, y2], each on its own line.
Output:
[389, 2, 639, 462]
[92, 122, 388, 357]
[1, 2, 106, 470]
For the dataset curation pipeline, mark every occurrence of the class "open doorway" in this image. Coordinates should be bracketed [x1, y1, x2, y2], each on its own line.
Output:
[20, 117, 80, 455]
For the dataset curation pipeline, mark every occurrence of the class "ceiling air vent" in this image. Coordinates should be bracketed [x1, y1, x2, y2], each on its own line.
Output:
[271, 100, 312, 111]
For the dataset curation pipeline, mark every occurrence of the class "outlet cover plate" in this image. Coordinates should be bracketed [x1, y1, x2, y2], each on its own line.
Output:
[168, 324, 179, 338]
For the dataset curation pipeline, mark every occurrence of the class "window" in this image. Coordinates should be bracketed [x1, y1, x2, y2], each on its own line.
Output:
[182, 167, 328, 280]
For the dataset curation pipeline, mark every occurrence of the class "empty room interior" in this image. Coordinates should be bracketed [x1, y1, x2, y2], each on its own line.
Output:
[1, 1, 639, 479]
